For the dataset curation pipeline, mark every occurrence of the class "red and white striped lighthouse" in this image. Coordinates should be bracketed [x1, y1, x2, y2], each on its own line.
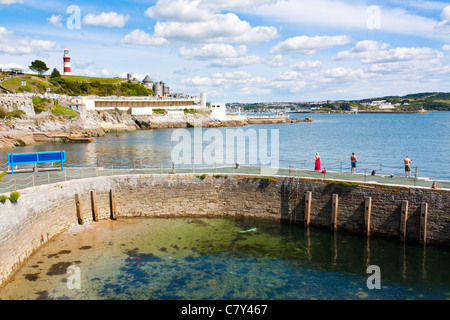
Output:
[63, 48, 71, 75]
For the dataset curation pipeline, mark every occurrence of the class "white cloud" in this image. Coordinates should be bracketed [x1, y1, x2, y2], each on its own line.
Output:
[0, 62, 26, 70]
[0, 26, 12, 41]
[333, 40, 450, 82]
[325, 67, 369, 80]
[83, 12, 130, 28]
[291, 60, 322, 71]
[135, 1, 279, 46]
[179, 44, 248, 60]
[276, 71, 303, 81]
[47, 15, 63, 28]
[254, 0, 438, 38]
[0, 0, 23, 4]
[152, 13, 278, 44]
[336, 41, 444, 65]
[436, 5, 450, 33]
[101, 68, 110, 76]
[146, 0, 278, 22]
[443, 44, 450, 50]
[208, 56, 262, 68]
[182, 75, 226, 86]
[81, 69, 97, 77]
[270, 35, 351, 55]
[145, 0, 214, 22]
[267, 55, 286, 67]
[0, 26, 55, 54]
[211, 71, 252, 80]
[120, 29, 169, 46]
[178, 43, 261, 67]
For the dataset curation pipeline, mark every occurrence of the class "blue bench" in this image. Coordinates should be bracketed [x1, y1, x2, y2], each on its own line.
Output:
[8, 151, 66, 174]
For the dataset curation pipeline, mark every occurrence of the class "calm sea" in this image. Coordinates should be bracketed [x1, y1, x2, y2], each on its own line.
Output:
[1, 112, 449, 180]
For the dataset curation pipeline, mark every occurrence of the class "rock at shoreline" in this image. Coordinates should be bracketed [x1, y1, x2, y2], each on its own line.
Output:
[290, 118, 313, 123]
[0, 107, 313, 151]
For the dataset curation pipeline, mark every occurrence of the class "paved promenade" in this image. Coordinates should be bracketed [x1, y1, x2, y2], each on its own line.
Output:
[1, 165, 448, 194]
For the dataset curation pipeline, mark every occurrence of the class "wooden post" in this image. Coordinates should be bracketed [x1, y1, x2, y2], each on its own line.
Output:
[364, 197, 372, 236]
[420, 202, 428, 244]
[91, 191, 98, 222]
[400, 200, 409, 241]
[304, 191, 312, 227]
[110, 189, 117, 220]
[331, 194, 339, 231]
[75, 194, 83, 225]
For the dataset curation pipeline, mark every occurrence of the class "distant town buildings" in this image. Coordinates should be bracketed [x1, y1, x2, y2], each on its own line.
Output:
[361, 100, 394, 109]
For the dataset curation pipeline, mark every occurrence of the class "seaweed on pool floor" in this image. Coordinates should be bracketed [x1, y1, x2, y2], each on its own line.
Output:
[47, 250, 72, 259]
[35, 290, 50, 300]
[25, 273, 40, 281]
[46, 262, 76, 276]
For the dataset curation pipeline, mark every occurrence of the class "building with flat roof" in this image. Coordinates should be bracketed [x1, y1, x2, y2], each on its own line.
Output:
[80, 94, 207, 117]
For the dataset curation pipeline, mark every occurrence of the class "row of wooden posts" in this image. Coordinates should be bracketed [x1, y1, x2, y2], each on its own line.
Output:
[74, 189, 429, 244]
[74, 190, 117, 225]
[302, 192, 429, 244]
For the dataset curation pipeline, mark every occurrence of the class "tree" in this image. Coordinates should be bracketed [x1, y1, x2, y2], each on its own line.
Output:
[29, 60, 49, 75]
[50, 68, 61, 79]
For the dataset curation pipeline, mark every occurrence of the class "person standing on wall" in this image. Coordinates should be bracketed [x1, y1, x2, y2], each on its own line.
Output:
[314, 153, 321, 171]
[404, 156, 412, 177]
[350, 153, 357, 173]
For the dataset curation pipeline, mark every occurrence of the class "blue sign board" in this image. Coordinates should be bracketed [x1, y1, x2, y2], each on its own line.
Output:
[7, 151, 66, 174]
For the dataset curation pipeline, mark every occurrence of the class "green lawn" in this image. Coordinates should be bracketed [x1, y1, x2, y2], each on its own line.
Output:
[60, 75, 125, 84]
[1, 74, 126, 94]
[1, 76, 58, 93]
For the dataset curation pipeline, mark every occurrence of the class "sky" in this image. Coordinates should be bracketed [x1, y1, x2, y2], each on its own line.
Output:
[1, 0, 450, 103]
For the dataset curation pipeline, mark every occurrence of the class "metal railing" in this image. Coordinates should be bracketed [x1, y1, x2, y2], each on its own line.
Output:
[1, 161, 448, 194]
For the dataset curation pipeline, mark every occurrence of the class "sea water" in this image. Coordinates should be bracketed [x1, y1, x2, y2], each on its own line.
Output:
[1, 112, 449, 180]
[0, 217, 448, 300]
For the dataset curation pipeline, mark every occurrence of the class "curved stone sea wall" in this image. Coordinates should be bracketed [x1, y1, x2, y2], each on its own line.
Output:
[0, 174, 449, 288]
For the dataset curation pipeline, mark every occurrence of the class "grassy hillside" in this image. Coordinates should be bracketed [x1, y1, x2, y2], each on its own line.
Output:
[0, 74, 154, 97]
[356, 92, 450, 111]
[1, 75, 58, 93]
[60, 75, 124, 84]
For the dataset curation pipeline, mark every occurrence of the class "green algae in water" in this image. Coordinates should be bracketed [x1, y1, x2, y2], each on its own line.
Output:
[0, 217, 449, 300]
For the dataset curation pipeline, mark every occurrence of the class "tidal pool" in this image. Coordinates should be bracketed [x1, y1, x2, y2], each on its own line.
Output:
[0, 217, 449, 300]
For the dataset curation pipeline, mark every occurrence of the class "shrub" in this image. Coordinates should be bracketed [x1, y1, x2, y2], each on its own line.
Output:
[18, 85, 32, 92]
[8, 109, 25, 118]
[328, 181, 358, 188]
[52, 99, 77, 117]
[0, 195, 7, 203]
[153, 108, 166, 115]
[0, 107, 7, 119]
[0, 171, 6, 181]
[9, 191, 20, 202]
[32, 96, 47, 113]
[184, 108, 200, 114]
[260, 177, 273, 182]
[198, 174, 207, 180]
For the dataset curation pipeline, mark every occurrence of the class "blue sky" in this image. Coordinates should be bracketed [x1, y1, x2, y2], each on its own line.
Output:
[1, 0, 450, 103]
